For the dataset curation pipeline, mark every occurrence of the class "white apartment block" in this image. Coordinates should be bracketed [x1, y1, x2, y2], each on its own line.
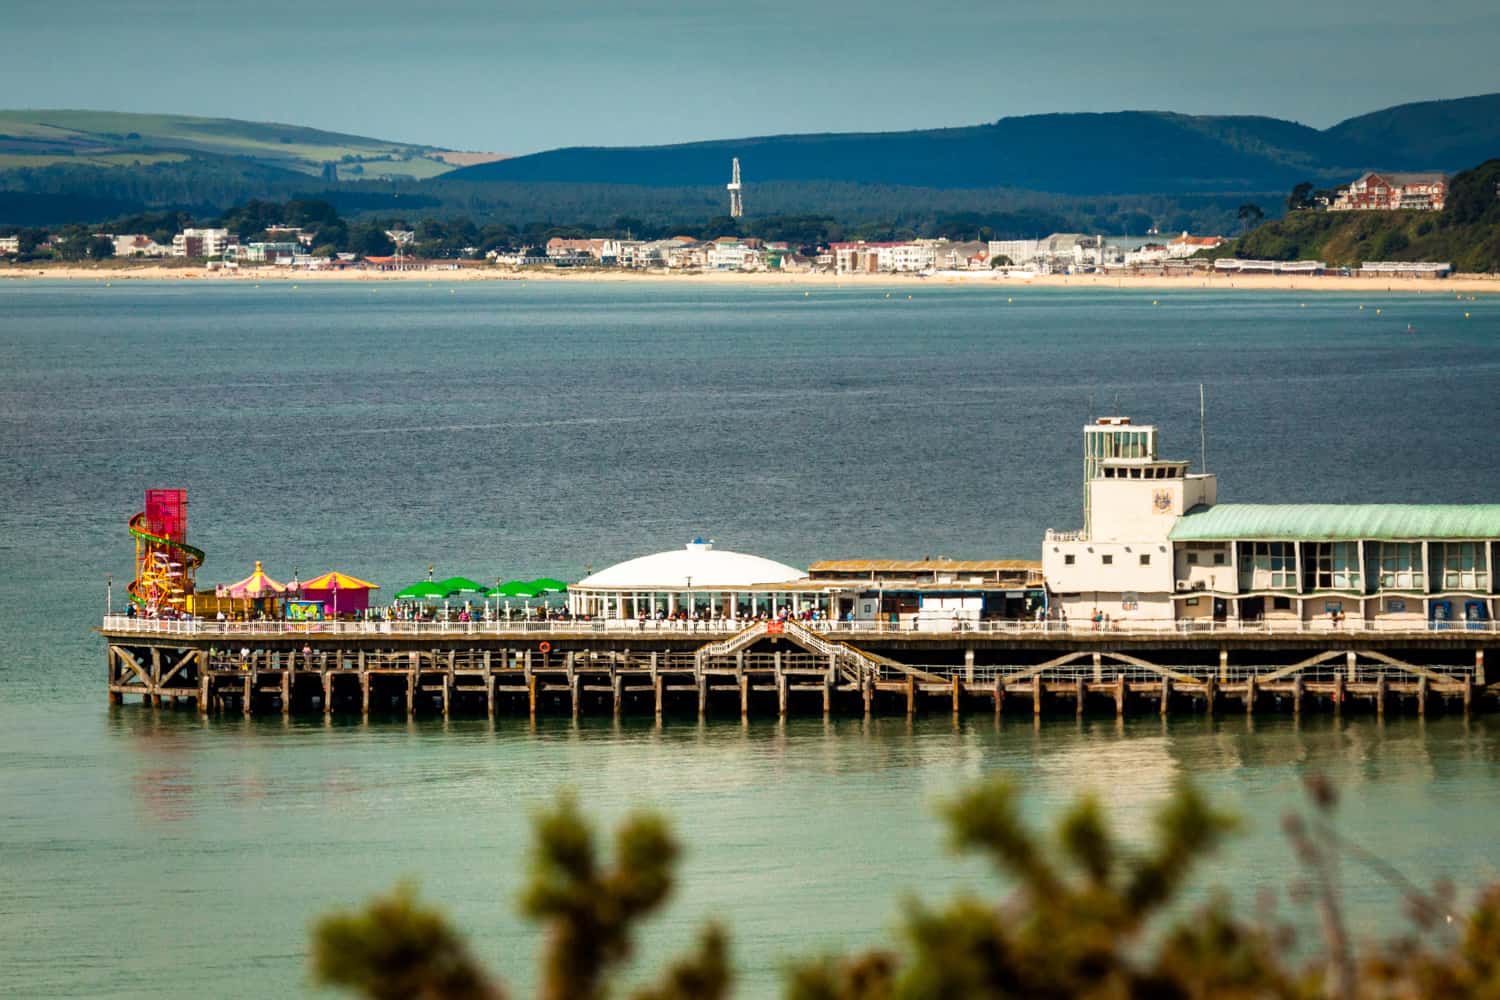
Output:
[172, 229, 235, 258]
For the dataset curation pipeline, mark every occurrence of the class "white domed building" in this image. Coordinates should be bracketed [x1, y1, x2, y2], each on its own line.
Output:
[568, 539, 817, 620]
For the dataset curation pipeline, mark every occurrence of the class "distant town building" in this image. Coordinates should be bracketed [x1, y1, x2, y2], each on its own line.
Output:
[1212, 258, 1326, 274]
[987, 234, 1104, 272]
[705, 238, 759, 271]
[235, 241, 303, 264]
[0, 235, 20, 255]
[1328, 172, 1447, 212]
[932, 240, 990, 269]
[545, 237, 621, 264]
[619, 239, 686, 269]
[987, 238, 1042, 266]
[265, 226, 315, 247]
[112, 234, 169, 258]
[1165, 233, 1226, 257]
[172, 228, 236, 258]
[666, 243, 709, 269]
[1357, 261, 1452, 278]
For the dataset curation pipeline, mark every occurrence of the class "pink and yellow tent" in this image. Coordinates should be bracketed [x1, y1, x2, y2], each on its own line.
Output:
[223, 561, 288, 599]
[301, 570, 379, 615]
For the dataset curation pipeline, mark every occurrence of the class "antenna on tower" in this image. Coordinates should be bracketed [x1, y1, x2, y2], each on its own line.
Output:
[1199, 383, 1208, 474]
[727, 157, 743, 218]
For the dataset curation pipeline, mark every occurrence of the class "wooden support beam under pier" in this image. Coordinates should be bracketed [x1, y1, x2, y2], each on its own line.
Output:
[97, 627, 1497, 721]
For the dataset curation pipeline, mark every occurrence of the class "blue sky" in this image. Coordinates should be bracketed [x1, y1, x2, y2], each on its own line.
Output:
[2, 0, 1496, 153]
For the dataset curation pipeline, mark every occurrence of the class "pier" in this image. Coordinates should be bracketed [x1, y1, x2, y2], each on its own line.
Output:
[101, 616, 1497, 721]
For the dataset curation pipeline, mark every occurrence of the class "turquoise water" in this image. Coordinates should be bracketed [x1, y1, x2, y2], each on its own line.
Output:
[2, 281, 1499, 996]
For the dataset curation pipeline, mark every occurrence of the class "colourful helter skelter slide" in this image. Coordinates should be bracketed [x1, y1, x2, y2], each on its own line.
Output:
[127, 489, 204, 612]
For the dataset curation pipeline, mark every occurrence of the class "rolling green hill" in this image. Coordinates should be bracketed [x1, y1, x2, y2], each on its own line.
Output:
[445, 95, 1500, 196]
[1326, 94, 1500, 175]
[1205, 160, 1500, 272]
[0, 110, 463, 181]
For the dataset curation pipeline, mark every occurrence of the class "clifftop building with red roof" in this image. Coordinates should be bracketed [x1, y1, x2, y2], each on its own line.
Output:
[1329, 172, 1447, 212]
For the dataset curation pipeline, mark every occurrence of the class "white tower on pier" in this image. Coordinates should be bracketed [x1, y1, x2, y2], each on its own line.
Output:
[727, 157, 743, 218]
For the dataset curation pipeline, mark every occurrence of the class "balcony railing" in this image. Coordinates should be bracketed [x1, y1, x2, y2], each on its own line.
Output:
[99, 614, 1498, 639]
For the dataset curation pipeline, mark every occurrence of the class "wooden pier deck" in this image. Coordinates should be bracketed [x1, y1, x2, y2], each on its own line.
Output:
[100, 617, 1497, 721]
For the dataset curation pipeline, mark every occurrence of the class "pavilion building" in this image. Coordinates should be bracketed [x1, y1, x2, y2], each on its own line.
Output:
[568, 539, 815, 620]
[568, 539, 1043, 626]
[1043, 417, 1500, 627]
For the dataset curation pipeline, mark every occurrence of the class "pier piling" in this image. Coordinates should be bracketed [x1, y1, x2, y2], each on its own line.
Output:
[100, 621, 1498, 723]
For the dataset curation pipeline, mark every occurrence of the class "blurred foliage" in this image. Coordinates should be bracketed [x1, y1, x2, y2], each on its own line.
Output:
[313, 775, 1500, 999]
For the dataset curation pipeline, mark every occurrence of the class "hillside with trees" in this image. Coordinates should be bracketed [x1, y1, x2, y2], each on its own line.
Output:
[1209, 160, 1500, 272]
[2, 96, 1496, 240]
[447, 95, 1500, 195]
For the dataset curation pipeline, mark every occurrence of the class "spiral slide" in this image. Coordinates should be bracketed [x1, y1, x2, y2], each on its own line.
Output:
[127, 511, 205, 610]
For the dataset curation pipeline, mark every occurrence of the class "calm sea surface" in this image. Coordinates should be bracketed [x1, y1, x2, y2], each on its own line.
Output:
[2, 280, 1498, 996]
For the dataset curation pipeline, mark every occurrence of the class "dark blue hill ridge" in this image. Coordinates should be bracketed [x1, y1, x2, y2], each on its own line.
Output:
[444, 96, 1500, 196]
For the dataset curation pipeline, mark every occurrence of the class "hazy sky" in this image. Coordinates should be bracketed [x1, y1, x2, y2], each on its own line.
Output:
[2, 0, 1496, 154]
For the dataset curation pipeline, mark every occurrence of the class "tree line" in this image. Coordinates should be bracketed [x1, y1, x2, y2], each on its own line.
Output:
[0, 199, 1099, 262]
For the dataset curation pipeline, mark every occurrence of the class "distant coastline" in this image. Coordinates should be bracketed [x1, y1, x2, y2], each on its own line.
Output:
[3, 261, 1497, 294]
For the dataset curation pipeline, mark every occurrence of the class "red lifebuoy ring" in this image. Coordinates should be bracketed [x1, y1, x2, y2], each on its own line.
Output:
[538, 641, 552, 654]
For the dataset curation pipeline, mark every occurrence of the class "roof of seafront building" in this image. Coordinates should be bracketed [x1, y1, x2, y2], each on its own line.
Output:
[1170, 504, 1500, 542]
[808, 559, 1039, 577]
[574, 540, 804, 591]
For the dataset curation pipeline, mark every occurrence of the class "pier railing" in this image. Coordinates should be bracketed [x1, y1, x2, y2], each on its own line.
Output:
[100, 614, 1500, 639]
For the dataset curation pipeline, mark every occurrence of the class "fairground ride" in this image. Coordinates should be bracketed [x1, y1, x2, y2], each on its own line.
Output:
[127, 489, 204, 613]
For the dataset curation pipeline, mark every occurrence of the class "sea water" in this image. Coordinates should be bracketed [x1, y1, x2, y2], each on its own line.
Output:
[1, 280, 1498, 996]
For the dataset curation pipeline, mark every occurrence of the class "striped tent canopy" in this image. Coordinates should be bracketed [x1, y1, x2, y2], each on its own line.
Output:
[301, 570, 380, 591]
[222, 561, 287, 598]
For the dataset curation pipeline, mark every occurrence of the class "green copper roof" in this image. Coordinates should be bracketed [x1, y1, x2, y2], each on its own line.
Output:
[1170, 504, 1500, 542]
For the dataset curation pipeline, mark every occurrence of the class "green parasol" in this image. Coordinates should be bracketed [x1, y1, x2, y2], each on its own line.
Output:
[436, 576, 486, 597]
[529, 577, 569, 594]
[395, 581, 447, 601]
[490, 580, 536, 599]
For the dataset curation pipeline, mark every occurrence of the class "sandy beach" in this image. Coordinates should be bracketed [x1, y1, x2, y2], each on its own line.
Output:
[4, 261, 1497, 294]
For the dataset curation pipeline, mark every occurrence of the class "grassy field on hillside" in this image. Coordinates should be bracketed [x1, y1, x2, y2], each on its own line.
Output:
[0, 110, 460, 179]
